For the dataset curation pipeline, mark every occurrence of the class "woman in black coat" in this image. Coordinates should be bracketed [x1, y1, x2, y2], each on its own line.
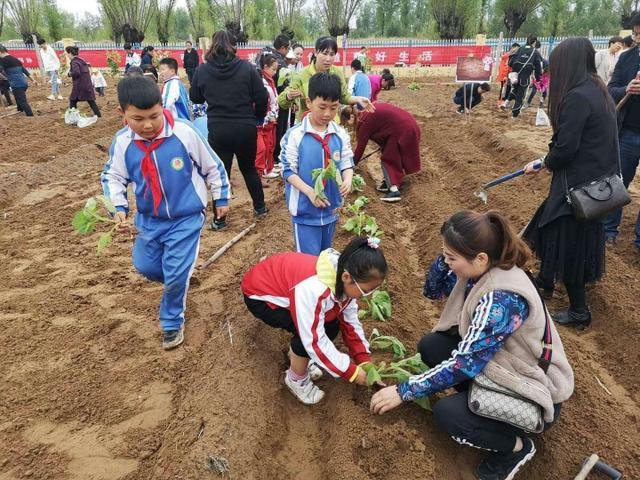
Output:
[65, 46, 101, 118]
[190, 30, 268, 229]
[523, 37, 619, 329]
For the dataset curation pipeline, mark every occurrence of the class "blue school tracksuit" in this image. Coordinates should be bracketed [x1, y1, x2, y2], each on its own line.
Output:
[101, 113, 229, 332]
[280, 115, 354, 255]
[162, 76, 191, 121]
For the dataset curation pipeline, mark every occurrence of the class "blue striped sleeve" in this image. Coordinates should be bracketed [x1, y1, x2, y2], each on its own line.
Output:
[397, 290, 529, 401]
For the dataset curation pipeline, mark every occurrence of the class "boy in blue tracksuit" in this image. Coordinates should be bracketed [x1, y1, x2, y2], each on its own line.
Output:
[280, 72, 354, 255]
[158, 57, 191, 121]
[101, 76, 230, 350]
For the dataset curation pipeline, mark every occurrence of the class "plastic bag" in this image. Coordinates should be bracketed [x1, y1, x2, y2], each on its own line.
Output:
[64, 108, 80, 125]
[536, 107, 550, 127]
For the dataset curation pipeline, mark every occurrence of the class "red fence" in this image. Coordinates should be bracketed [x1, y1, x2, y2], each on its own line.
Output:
[8, 45, 492, 69]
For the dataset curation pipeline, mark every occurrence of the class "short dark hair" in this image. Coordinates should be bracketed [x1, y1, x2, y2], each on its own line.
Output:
[623, 35, 634, 47]
[631, 13, 640, 27]
[479, 82, 491, 92]
[65, 46, 79, 56]
[526, 34, 537, 46]
[37, 38, 46, 45]
[274, 34, 290, 50]
[315, 36, 338, 54]
[0, 45, 7, 54]
[609, 36, 624, 46]
[145, 46, 154, 52]
[308, 72, 341, 102]
[361, 46, 366, 50]
[126, 66, 144, 77]
[534, 40, 541, 49]
[117, 75, 162, 110]
[186, 40, 192, 45]
[124, 43, 132, 50]
[511, 42, 520, 48]
[292, 43, 303, 51]
[381, 72, 395, 89]
[351, 59, 363, 71]
[159, 57, 178, 72]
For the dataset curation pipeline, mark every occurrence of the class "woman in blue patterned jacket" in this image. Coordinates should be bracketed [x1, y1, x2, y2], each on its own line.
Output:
[370, 210, 574, 480]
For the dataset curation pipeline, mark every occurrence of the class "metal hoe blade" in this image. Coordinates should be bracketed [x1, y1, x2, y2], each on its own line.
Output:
[474, 187, 488, 204]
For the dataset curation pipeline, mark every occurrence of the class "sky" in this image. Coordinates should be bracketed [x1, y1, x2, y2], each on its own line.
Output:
[56, 0, 187, 16]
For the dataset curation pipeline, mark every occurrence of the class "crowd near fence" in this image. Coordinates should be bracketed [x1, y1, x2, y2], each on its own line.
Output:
[0, 35, 614, 74]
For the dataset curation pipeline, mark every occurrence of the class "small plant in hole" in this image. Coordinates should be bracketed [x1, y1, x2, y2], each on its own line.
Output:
[359, 289, 392, 322]
[311, 160, 342, 201]
[368, 328, 406, 359]
[343, 196, 384, 238]
[351, 173, 366, 192]
[72, 195, 120, 254]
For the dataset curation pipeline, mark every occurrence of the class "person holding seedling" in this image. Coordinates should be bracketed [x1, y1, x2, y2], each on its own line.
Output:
[371, 210, 574, 480]
[242, 236, 387, 404]
[101, 76, 230, 350]
[280, 72, 354, 255]
[340, 102, 421, 203]
[158, 57, 191, 121]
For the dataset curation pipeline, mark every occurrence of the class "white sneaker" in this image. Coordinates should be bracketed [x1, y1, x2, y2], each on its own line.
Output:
[262, 171, 279, 179]
[308, 361, 324, 381]
[284, 374, 325, 405]
[57, 95, 63, 100]
[47, 95, 55, 101]
[77, 115, 98, 128]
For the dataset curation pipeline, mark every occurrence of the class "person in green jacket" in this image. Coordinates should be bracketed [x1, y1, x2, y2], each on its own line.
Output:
[279, 36, 373, 123]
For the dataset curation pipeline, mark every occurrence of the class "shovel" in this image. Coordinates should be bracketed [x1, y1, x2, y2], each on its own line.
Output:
[474, 160, 542, 204]
[574, 454, 622, 480]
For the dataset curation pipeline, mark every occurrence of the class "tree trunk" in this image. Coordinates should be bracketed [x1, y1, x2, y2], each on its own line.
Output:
[0, 0, 5, 38]
[503, 10, 527, 36]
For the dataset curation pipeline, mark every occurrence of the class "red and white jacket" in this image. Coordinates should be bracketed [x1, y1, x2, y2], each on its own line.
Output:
[241, 250, 371, 381]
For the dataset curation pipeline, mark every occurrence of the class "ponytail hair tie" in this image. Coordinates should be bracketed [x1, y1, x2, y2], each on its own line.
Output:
[367, 236, 381, 249]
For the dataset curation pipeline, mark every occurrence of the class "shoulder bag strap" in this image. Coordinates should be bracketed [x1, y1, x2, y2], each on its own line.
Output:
[525, 271, 553, 373]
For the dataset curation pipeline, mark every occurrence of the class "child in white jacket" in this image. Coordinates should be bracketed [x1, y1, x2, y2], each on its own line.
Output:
[37, 38, 61, 100]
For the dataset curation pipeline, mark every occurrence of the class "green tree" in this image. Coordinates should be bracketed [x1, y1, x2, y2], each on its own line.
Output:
[495, 0, 543, 36]
[375, 0, 398, 36]
[0, 0, 6, 37]
[42, 0, 63, 40]
[542, 0, 567, 37]
[431, 0, 479, 39]
[171, 7, 191, 40]
[6, 0, 42, 43]
[155, 0, 176, 44]
[354, 0, 375, 37]
[75, 12, 104, 41]
[318, 0, 365, 36]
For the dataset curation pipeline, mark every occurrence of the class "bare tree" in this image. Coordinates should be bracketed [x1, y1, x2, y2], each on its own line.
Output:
[317, 0, 364, 37]
[6, 0, 41, 43]
[275, 0, 304, 31]
[185, 0, 207, 39]
[155, 0, 177, 44]
[209, 0, 247, 26]
[620, 0, 640, 27]
[431, 0, 477, 39]
[495, 0, 543, 36]
[99, 0, 157, 44]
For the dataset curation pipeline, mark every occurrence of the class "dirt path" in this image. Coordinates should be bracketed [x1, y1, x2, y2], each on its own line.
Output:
[1, 80, 639, 480]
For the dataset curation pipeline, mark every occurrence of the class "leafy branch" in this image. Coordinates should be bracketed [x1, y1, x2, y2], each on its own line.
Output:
[72, 196, 119, 254]
[311, 160, 342, 201]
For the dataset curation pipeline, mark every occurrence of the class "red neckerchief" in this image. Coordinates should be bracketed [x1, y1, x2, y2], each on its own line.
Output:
[133, 109, 175, 215]
[307, 130, 334, 187]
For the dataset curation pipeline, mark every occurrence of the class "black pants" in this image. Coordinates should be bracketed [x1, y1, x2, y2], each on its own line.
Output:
[500, 81, 512, 101]
[527, 85, 547, 105]
[186, 68, 196, 84]
[209, 121, 265, 211]
[419, 331, 561, 453]
[12, 88, 33, 116]
[70, 99, 101, 117]
[273, 108, 290, 165]
[510, 83, 528, 117]
[537, 276, 587, 313]
[244, 296, 339, 357]
[96, 87, 105, 97]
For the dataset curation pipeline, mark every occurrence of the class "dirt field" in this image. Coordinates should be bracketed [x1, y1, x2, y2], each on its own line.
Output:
[1, 78, 639, 480]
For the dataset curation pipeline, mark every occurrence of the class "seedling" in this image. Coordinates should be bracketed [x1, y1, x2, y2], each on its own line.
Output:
[359, 289, 392, 322]
[408, 82, 421, 91]
[369, 328, 406, 359]
[72, 195, 120, 254]
[351, 174, 366, 192]
[343, 196, 384, 238]
[311, 160, 342, 201]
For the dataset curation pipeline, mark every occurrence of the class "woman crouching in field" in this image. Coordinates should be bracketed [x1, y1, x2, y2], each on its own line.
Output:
[371, 210, 574, 480]
[242, 236, 386, 405]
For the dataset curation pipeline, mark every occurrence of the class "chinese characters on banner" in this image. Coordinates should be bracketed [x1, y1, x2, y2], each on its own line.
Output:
[8, 45, 492, 69]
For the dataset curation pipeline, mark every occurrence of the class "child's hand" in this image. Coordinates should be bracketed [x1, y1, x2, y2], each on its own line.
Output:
[354, 367, 369, 386]
[305, 187, 330, 209]
[114, 211, 135, 236]
[339, 179, 352, 197]
[216, 205, 229, 219]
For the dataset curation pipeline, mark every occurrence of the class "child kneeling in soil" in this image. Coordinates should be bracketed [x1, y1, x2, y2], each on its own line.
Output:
[101, 76, 230, 350]
[280, 72, 354, 255]
[242, 236, 386, 404]
[453, 82, 491, 114]
[371, 210, 574, 480]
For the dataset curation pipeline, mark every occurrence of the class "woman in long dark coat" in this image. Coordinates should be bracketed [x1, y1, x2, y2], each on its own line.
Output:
[65, 46, 101, 118]
[523, 37, 619, 329]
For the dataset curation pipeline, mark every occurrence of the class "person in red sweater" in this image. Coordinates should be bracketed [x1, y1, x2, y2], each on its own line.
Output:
[242, 236, 387, 405]
[341, 102, 421, 202]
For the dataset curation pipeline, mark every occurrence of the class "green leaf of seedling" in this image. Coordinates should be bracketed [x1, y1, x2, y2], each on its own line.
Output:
[369, 328, 380, 339]
[365, 364, 382, 386]
[371, 302, 386, 322]
[351, 174, 365, 192]
[96, 195, 117, 215]
[311, 168, 324, 181]
[358, 309, 369, 320]
[343, 218, 358, 232]
[96, 231, 113, 254]
[72, 210, 97, 235]
[84, 197, 98, 213]
[413, 397, 432, 411]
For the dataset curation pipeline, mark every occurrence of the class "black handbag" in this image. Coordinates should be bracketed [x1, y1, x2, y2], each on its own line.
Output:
[563, 154, 631, 221]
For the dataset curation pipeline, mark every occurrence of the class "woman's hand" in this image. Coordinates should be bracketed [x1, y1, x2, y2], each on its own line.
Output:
[370, 385, 404, 415]
[353, 96, 375, 113]
[287, 88, 302, 100]
[524, 158, 544, 174]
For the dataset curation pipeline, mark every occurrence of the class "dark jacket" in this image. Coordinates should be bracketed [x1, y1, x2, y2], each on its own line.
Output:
[0, 55, 30, 89]
[608, 45, 640, 130]
[183, 48, 200, 69]
[141, 52, 153, 66]
[69, 56, 95, 101]
[189, 54, 268, 126]
[453, 83, 483, 109]
[537, 77, 619, 227]
[509, 45, 542, 86]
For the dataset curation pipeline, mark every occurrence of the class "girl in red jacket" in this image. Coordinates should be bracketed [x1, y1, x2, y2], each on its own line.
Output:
[256, 54, 280, 181]
[242, 236, 387, 405]
[341, 103, 421, 203]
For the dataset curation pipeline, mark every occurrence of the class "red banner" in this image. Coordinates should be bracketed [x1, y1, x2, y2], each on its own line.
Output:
[8, 45, 492, 69]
